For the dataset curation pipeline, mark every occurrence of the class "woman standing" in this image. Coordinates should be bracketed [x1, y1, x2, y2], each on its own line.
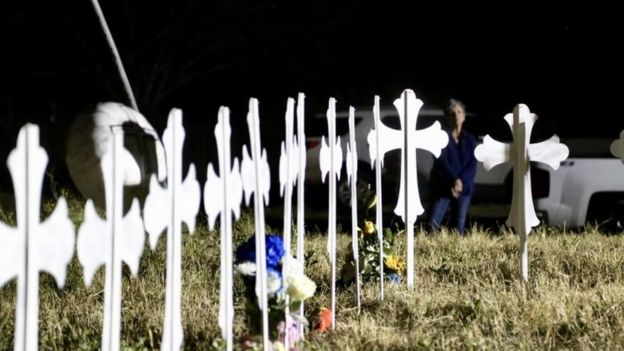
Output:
[428, 99, 477, 234]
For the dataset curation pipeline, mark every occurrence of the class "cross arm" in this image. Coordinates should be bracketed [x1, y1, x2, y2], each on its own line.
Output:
[77, 200, 108, 286]
[474, 135, 511, 171]
[0, 222, 19, 287]
[319, 136, 343, 183]
[367, 123, 403, 165]
[119, 199, 145, 276]
[144, 174, 169, 249]
[610, 131, 624, 160]
[279, 137, 299, 197]
[37, 197, 75, 288]
[528, 136, 569, 170]
[181, 164, 201, 233]
[204, 163, 221, 230]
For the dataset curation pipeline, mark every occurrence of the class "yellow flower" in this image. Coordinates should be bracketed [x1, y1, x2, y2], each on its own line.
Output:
[362, 220, 375, 235]
[384, 255, 406, 272]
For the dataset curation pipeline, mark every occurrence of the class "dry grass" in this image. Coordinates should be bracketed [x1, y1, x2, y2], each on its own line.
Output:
[2, 197, 624, 350]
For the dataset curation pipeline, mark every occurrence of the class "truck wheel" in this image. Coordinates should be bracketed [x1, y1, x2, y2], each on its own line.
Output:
[586, 193, 624, 234]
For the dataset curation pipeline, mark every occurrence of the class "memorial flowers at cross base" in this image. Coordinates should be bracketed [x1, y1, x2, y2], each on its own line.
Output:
[340, 192, 406, 284]
[235, 234, 316, 350]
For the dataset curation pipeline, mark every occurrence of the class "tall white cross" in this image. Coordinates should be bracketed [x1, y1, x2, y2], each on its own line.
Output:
[77, 130, 146, 351]
[319, 97, 342, 328]
[367, 89, 448, 289]
[143, 109, 201, 351]
[345, 106, 361, 314]
[278, 96, 299, 347]
[474, 104, 569, 281]
[295, 93, 307, 336]
[0, 124, 75, 351]
[204, 107, 243, 351]
[241, 98, 271, 351]
[369, 95, 385, 299]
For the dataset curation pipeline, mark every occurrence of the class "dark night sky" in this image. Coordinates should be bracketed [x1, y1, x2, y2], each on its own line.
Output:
[0, 1, 621, 187]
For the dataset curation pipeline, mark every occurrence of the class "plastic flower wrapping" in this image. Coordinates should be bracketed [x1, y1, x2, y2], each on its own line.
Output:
[235, 234, 316, 350]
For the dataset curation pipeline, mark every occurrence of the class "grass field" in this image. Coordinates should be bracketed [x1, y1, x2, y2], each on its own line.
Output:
[2, 195, 624, 350]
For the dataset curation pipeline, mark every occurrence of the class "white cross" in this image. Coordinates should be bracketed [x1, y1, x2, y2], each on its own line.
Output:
[203, 107, 243, 351]
[474, 104, 569, 281]
[241, 98, 271, 351]
[278, 96, 299, 348]
[0, 124, 75, 351]
[367, 89, 449, 288]
[345, 106, 361, 314]
[319, 97, 342, 329]
[77, 130, 146, 351]
[143, 109, 201, 351]
[370, 95, 385, 299]
[295, 93, 307, 337]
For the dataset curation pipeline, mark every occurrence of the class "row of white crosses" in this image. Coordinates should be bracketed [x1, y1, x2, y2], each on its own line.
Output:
[0, 90, 582, 350]
[79, 109, 202, 351]
[202, 95, 309, 351]
[0, 101, 293, 351]
[350, 91, 571, 293]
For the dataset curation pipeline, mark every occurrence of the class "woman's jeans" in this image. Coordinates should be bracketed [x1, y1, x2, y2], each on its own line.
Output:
[428, 194, 472, 234]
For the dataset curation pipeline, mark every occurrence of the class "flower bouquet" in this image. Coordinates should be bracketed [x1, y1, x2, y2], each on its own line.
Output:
[235, 234, 316, 350]
[340, 191, 406, 284]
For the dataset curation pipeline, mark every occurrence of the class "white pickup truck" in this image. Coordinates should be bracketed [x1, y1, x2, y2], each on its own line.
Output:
[535, 138, 624, 230]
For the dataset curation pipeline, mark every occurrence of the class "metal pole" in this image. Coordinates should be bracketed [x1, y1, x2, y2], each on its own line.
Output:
[90, 0, 139, 112]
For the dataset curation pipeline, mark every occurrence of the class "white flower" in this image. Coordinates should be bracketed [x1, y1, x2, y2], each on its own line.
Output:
[282, 255, 304, 278]
[267, 270, 282, 295]
[235, 261, 256, 276]
[280, 255, 316, 300]
[286, 274, 316, 301]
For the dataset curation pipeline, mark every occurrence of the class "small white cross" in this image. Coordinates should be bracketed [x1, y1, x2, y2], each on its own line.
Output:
[0, 124, 75, 351]
[77, 129, 146, 351]
[143, 109, 201, 351]
[241, 98, 272, 351]
[345, 106, 362, 314]
[319, 97, 342, 328]
[203, 107, 243, 351]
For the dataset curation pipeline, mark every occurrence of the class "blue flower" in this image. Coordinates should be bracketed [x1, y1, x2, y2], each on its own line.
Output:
[266, 235, 285, 269]
[387, 273, 401, 284]
[235, 234, 285, 271]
